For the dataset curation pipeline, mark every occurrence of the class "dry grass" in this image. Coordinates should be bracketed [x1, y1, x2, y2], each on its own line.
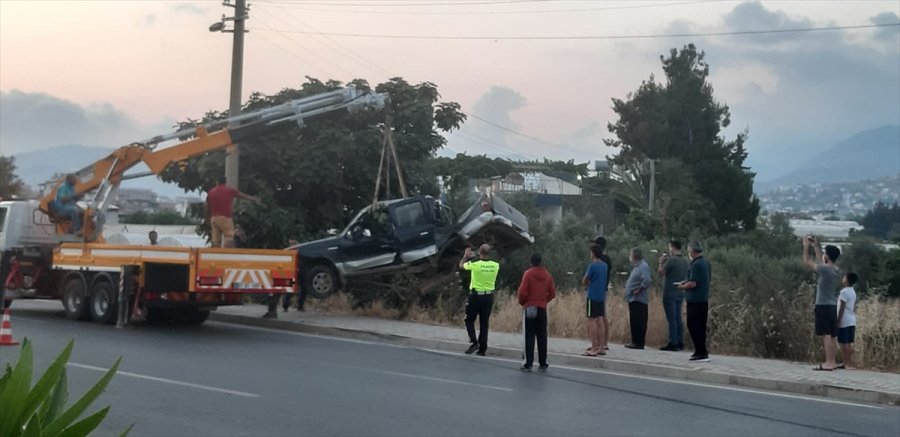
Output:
[305, 288, 900, 371]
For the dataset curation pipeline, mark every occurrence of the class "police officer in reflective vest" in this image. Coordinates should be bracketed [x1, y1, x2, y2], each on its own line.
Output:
[460, 244, 500, 356]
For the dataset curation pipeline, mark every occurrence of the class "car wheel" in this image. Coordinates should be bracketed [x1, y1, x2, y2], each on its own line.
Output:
[304, 264, 338, 299]
[62, 275, 90, 321]
[89, 280, 118, 324]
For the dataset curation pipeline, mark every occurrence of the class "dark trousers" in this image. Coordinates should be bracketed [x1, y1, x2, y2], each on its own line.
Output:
[687, 302, 709, 357]
[465, 293, 494, 353]
[628, 301, 648, 347]
[282, 288, 307, 311]
[523, 307, 548, 367]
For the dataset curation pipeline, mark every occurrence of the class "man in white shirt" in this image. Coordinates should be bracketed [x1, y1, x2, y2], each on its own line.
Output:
[836, 272, 858, 370]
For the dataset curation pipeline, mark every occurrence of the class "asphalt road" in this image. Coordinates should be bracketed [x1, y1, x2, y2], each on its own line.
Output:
[2, 300, 899, 437]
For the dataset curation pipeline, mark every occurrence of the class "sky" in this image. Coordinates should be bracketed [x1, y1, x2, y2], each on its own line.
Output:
[1, 0, 898, 184]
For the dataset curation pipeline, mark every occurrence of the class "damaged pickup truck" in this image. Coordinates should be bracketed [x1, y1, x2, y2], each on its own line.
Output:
[294, 193, 533, 298]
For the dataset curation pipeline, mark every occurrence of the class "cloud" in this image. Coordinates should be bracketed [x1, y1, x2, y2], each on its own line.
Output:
[615, 1, 900, 180]
[143, 14, 157, 27]
[0, 90, 172, 155]
[870, 12, 900, 42]
[453, 87, 530, 157]
[171, 3, 207, 15]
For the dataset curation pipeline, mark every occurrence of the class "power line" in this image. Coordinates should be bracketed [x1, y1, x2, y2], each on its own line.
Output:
[250, 22, 900, 40]
[259, 0, 558, 7]
[261, 2, 394, 78]
[255, 0, 723, 15]
[249, 10, 597, 159]
[251, 26, 339, 78]
[253, 12, 357, 78]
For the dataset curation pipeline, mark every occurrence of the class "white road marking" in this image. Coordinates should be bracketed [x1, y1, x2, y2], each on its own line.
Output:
[69, 363, 259, 398]
[210, 321, 885, 409]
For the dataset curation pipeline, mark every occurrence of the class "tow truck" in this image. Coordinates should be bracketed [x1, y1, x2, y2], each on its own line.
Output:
[0, 86, 386, 325]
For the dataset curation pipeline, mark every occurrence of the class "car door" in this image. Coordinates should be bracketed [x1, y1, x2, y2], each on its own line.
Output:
[389, 199, 437, 263]
[340, 207, 397, 273]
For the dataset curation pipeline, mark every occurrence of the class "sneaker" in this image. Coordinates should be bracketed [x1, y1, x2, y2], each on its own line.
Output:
[624, 344, 644, 350]
[538, 364, 549, 373]
[689, 355, 710, 362]
[660, 344, 679, 351]
[675, 343, 685, 351]
[519, 365, 532, 372]
[465, 343, 479, 355]
[476, 351, 486, 357]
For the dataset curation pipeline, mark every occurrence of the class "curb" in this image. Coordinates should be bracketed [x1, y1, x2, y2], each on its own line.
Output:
[210, 312, 899, 406]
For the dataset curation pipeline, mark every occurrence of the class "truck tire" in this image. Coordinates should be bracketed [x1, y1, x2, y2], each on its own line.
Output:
[89, 280, 118, 324]
[62, 275, 90, 321]
[304, 264, 339, 299]
[180, 308, 210, 326]
[145, 308, 176, 325]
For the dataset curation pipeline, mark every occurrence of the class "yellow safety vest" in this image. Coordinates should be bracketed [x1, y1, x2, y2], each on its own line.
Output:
[463, 259, 500, 292]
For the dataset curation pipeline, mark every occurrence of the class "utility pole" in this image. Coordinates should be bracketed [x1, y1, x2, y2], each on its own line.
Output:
[224, 0, 247, 188]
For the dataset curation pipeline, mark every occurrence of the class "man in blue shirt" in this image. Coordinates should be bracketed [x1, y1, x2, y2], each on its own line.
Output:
[581, 245, 608, 356]
[52, 174, 83, 233]
[624, 247, 652, 350]
[678, 241, 711, 362]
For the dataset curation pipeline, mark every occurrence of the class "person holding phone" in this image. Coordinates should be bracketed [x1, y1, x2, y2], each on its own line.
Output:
[460, 244, 500, 356]
[658, 240, 690, 351]
[678, 241, 711, 362]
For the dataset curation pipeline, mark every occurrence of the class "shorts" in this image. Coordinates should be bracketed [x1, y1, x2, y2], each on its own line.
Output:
[586, 298, 605, 318]
[837, 326, 856, 344]
[814, 305, 837, 337]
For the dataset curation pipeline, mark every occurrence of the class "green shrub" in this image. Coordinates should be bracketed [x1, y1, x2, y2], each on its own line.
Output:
[0, 338, 129, 437]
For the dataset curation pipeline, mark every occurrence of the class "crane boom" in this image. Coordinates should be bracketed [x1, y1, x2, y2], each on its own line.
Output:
[38, 86, 387, 242]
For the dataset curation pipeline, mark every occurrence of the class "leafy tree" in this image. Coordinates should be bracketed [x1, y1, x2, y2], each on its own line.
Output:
[860, 202, 900, 241]
[605, 44, 760, 233]
[159, 77, 465, 248]
[0, 155, 25, 200]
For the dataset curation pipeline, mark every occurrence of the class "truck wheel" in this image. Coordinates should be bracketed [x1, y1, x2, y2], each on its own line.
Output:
[304, 264, 338, 299]
[62, 275, 90, 321]
[89, 280, 118, 324]
[180, 308, 210, 326]
[145, 308, 175, 325]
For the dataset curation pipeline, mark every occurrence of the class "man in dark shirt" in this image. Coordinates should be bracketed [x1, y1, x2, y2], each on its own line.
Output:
[678, 240, 711, 362]
[658, 240, 690, 351]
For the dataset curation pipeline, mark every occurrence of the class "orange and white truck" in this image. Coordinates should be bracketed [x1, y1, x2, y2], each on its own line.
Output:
[0, 86, 387, 325]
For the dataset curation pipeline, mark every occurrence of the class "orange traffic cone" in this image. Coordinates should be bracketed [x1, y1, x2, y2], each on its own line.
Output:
[0, 308, 19, 346]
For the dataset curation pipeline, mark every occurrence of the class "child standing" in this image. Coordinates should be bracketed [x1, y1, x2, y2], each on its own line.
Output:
[837, 272, 858, 370]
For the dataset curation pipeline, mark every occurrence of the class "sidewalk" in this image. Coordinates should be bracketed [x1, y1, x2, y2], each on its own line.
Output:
[212, 304, 900, 405]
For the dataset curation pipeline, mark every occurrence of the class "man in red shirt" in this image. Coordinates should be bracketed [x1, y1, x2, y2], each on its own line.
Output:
[206, 176, 260, 248]
[517, 253, 557, 372]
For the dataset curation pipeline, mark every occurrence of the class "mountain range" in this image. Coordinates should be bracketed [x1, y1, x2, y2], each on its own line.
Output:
[755, 125, 900, 194]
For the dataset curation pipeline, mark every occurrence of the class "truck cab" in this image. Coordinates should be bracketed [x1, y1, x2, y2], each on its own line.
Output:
[1, 200, 57, 300]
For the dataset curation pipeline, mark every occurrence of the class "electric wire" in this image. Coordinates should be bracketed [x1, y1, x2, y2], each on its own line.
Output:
[249, 22, 900, 40]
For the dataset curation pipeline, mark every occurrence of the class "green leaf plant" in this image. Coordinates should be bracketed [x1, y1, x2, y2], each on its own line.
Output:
[0, 338, 129, 437]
